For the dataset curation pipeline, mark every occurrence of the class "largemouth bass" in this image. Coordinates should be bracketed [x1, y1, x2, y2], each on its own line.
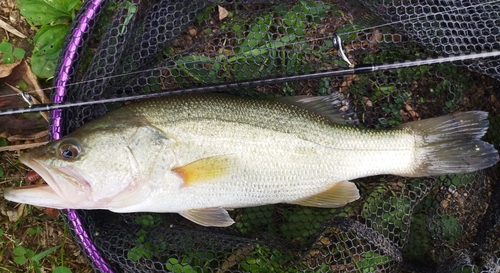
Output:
[4, 94, 499, 226]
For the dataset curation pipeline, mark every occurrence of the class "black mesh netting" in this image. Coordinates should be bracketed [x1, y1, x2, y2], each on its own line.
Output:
[48, 0, 500, 272]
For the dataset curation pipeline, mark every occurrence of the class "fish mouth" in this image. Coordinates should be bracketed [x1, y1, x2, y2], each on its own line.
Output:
[19, 153, 61, 193]
[4, 184, 71, 209]
[4, 153, 92, 208]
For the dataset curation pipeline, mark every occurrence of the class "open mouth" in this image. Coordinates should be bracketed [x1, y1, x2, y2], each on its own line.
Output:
[18, 153, 64, 196]
[3, 163, 90, 209]
[12, 153, 91, 206]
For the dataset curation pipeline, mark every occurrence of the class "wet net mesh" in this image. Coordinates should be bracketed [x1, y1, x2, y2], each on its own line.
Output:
[48, 0, 500, 272]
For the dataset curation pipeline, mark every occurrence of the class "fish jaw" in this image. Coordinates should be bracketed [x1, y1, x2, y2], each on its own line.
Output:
[6, 152, 93, 208]
[4, 184, 75, 209]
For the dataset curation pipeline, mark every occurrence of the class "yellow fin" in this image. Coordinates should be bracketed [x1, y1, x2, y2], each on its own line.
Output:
[179, 207, 235, 227]
[173, 155, 232, 187]
[291, 181, 360, 208]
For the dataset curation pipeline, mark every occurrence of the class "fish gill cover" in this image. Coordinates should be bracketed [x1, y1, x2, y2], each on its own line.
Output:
[31, 0, 500, 272]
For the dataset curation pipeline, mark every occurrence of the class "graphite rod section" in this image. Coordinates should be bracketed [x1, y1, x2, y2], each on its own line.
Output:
[0, 50, 498, 116]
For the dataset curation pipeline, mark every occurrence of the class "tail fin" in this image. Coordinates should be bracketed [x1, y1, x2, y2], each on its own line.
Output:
[399, 111, 499, 177]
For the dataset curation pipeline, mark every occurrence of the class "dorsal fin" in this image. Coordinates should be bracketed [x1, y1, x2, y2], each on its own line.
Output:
[277, 92, 359, 126]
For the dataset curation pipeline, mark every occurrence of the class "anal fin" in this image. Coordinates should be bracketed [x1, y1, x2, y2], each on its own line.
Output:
[179, 207, 235, 227]
[291, 181, 360, 208]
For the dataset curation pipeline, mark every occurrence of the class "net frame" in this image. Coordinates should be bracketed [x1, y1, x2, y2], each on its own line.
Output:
[46, 0, 500, 272]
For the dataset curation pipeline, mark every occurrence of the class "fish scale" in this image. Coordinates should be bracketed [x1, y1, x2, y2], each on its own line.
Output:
[4, 94, 498, 227]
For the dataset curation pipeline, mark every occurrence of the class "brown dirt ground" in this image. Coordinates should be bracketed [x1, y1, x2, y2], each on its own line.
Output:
[0, 0, 93, 272]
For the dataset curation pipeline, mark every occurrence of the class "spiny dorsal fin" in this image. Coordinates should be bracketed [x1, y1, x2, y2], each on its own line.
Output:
[173, 155, 232, 187]
[291, 181, 360, 208]
[277, 92, 359, 125]
[179, 207, 235, 227]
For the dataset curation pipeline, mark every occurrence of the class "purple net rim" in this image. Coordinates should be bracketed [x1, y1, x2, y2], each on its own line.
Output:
[51, 0, 113, 272]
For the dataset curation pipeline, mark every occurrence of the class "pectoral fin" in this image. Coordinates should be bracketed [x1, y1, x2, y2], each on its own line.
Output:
[179, 207, 235, 227]
[173, 155, 232, 187]
[291, 181, 360, 208]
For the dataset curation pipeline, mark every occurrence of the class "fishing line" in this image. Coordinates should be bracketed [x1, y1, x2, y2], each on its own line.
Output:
[1, 49, 498, 116]
[0, 0, 497, 101]
[0, 0, 498, 112]
[1, 35, 346, 100]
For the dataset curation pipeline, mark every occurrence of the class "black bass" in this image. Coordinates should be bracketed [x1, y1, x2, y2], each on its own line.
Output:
[4, 94, 499, 226]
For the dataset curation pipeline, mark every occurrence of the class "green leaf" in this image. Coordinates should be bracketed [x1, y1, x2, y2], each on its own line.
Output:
[2, 53, 14, 64]
[27, 226, 43, 236]
[34, 24, 69, 56]
[13, 246, 27, 256]
[239, 21, 269, 53]
[356, 251, 391, 272]
[53, 266, 72, 273]
[14, 255, 27, 265]
[44, 50, 63, 60]
[120, 3, 137, 35]
[0, 41, 12, 53]
[17, 0, 71, 25]
[13, 47, 26, 59]
[127, 246, 144, 262]
[165, 258, 179, 271]
[31, 245, 60, 262]
[431, 214, 463, 244]
[42, 0, 75, 14]
[134, 215, 155, 226]
[66, 0, 82, 12]
[0, 138, 7, 146]
[25, 249, 36, 259]
[31, 54, 58, 79]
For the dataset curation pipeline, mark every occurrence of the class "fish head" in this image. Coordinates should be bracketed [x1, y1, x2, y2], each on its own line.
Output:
[5, 118, 176, 210]
[14, 138, 93, 208]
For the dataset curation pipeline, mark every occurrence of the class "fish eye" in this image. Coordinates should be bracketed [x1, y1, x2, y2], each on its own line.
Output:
[58, 140, 81, 160]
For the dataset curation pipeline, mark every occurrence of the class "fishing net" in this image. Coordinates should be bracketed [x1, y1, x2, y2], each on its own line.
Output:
[45, 0, 500, 272]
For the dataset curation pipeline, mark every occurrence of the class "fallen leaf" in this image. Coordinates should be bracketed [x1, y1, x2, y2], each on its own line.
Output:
[0, 18, 27, 38]
[0, 61, 49, 140]
[218, 5, 229, 21]
[0, 59, 22, 78]
[6, 61, 49, 103]
[404, 103, 420, 120]
[44, 208, 60, 217]
[0, 142, 48, 152]
[339, 74, 356, 93]
[7, 130, 48, 141]
[6, 203, 25, 222]
[0, 103, 48, 140]
[218, 246, 254, 272]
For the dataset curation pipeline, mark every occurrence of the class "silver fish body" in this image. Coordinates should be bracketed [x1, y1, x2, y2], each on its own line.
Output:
[4, 94, 498, 226]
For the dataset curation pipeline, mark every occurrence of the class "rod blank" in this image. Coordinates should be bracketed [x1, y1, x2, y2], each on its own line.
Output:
[0, 50, 498, 116]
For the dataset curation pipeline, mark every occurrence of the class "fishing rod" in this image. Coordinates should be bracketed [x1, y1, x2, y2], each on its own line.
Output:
[0, 49, 498, 116]
[0, 0, 500, 116]
[1, 0, 499, 116]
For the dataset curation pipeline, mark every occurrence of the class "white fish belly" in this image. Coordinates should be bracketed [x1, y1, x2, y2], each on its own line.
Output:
[144, 120, 415, 211]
